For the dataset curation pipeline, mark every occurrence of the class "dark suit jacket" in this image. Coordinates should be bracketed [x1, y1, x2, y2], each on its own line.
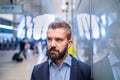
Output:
[31, 56, 91, 80]
[93, 56, 114, 80]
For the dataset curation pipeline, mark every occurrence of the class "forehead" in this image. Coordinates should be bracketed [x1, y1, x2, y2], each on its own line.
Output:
[47, 28, 67, 38]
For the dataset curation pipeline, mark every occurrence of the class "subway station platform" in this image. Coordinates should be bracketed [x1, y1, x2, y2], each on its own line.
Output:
[0, 50, 38, 80]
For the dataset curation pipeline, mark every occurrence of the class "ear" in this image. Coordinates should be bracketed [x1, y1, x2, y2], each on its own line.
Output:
[68, 39, 72, 48]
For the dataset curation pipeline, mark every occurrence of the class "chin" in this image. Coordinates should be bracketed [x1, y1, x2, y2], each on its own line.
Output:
[50, 56, 59, 61]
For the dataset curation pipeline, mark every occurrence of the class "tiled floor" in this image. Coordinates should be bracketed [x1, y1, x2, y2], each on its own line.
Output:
[0, 50, 38, 80]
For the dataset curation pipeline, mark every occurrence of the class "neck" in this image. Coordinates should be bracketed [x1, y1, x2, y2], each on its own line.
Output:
[54, 54, 68, 68]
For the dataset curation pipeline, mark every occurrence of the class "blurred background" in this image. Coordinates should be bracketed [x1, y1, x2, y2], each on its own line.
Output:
[0, 0, 120, 80]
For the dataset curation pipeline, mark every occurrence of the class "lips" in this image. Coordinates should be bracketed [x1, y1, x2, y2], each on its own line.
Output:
[50, 50, 57, 53]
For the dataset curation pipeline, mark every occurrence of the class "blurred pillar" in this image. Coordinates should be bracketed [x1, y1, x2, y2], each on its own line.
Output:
[12, 0, 17, 49]
[24, 15, 27, 38]
[89, 0, 94, 79]
[12, 14, 17, 39]
[31, 17, 34, 39]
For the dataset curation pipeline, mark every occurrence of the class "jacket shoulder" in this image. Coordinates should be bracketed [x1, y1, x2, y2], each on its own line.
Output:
[71, 57, 91, 80]
[31, 61, 49, 80]
[33, 61, 48, 71]
[72, 56, 90, 69]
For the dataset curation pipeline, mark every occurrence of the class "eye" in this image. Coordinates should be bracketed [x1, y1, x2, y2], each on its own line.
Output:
[47, 37, 52, 42]
[56, 38, 63, 42]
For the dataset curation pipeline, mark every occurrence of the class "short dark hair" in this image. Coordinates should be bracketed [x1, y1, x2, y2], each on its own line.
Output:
[48, 21, 72, 40]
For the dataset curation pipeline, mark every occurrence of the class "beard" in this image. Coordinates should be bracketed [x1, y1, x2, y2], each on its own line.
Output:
[47, 45, 68, 62]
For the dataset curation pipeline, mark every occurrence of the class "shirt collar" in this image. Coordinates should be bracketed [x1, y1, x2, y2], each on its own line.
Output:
[63, 54, 72, 66]
[108, 53, 120, 66]
[48, 54, 72, 67]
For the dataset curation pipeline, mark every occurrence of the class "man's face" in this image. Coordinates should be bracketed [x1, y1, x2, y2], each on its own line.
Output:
[47, 28, 72, 61]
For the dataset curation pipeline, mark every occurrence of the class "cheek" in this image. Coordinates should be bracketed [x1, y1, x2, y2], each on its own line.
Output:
[59, 43, 68, 51]
[47, 43, 51, 50]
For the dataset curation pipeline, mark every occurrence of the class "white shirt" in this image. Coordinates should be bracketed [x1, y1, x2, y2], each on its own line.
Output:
[108, 53, 120, 80]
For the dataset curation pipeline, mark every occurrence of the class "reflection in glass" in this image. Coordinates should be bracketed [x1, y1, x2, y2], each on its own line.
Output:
[75, 0, 120, 80]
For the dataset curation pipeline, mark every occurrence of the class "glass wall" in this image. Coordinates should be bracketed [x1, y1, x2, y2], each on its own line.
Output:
[72, 0, 120, 80]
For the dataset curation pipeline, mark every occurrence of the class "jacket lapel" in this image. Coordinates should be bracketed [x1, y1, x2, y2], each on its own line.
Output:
[41, 61, 49, 80]
[70, 57, 78, 80]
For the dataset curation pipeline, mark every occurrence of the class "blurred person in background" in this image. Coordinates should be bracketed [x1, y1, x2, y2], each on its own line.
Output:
[29, 39, 38, 54]
[12, 38, 30, 62]
[19, 38, 30, 59]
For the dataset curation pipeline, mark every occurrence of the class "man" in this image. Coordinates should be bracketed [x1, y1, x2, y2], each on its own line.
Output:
[31, 21, 91, 80]
[93, 27, 120, 80]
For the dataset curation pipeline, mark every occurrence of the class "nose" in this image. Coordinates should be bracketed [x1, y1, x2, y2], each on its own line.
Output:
[51, 40, 56, 47]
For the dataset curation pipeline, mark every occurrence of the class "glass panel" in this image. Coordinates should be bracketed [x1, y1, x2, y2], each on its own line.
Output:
[73, 0, 120, 80]
[92, 0, 120, 80]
